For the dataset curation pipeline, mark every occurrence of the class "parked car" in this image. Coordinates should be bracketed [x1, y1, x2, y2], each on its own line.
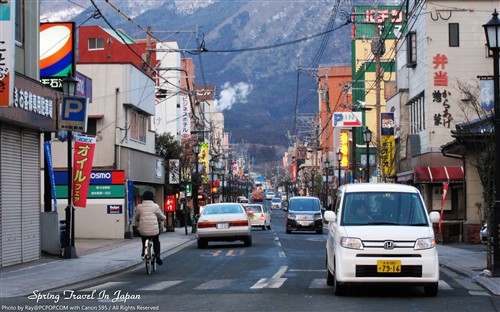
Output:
[243, 204, 271, 230]
[286, 196, 324, 234]
[271, 197, 282, 210]
[237, 196, 249, 204]
[324, 183, 440, 296]
[196, 203, 252, 249]
[265, 191, 275, 200]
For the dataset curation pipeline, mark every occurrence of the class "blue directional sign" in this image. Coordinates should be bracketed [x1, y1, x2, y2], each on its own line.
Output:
[60, 96, 88, 132]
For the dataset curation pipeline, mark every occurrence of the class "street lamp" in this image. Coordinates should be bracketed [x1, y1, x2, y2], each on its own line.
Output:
[62, 72, 78, 259]
[336, 150, 343, 188]
[363, 127, 372, 183]
[191, 143, 200, 234]
[209, 159, 216, 203]
[483, 9, 500, 277]
[324, 159, 330, 208]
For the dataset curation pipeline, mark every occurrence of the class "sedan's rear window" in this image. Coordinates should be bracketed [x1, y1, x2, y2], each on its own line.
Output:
[203, 205, 244, 215]
[341, 192, 428, 226]
[244, 205, 263, 213]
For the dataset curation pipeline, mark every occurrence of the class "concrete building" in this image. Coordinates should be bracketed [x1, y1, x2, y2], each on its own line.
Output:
[44, 26, 166, 240]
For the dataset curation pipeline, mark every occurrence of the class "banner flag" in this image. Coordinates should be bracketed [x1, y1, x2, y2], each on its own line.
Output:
[43, 141, 58, 211]
[439, 182, 449, 234]
[72, 136, 96, 208]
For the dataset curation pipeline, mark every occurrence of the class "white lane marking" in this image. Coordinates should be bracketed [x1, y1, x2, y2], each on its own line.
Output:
[272, 266, 288, 279]
[469, 291, 491, 296]
[251, 266, 288, 289]
[438, 280, 453, 290]
[195, 279, 233, 290]
[309, 278, 329, 288]
[278, 251, 286, 258]
[138, 280, 183, 291]
[81, 281, 127, 292]
[251, 278, 287, 289]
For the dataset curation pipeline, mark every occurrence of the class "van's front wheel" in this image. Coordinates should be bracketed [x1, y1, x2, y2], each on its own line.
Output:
[424, 283, 438, 297]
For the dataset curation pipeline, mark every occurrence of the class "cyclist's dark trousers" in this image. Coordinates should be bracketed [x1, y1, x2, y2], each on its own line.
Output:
[141, 234, 161, 257]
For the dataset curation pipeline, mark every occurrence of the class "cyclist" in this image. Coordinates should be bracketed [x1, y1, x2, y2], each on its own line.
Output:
[134, 191, 166, 265]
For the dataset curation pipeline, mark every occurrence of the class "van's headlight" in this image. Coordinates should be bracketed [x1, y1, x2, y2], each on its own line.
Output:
[287, 214, 296, 220]
[340, 237, 364, 250]
[314, 214, 322, 220]
[414, 237, 435, 250]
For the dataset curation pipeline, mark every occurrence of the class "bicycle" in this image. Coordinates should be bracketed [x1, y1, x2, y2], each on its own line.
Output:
[143, 238, 156, 274]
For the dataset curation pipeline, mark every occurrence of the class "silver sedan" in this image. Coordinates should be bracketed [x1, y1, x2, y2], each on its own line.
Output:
[196, 203, 252, 249]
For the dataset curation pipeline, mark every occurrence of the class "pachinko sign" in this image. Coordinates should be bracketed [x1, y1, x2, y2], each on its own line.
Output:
[0, 2, 14, 106]
[72, 136, 96, 208]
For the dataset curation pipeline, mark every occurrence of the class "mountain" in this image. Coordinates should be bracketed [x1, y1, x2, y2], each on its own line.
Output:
[40, 0, 398, 163]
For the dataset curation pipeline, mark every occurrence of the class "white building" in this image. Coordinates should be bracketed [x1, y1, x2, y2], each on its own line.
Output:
[388, 0, 496, 242]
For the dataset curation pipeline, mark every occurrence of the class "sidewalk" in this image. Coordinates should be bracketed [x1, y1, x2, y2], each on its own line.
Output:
[0, 227, 197, 299]
[0, 232, 498, 298]
[437, 243, 500, 295]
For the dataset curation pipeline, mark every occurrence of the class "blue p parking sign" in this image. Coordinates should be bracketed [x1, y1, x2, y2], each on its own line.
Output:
[60, 96, 88, 132]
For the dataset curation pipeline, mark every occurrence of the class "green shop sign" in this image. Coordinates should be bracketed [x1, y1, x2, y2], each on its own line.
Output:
[56, 185, 125, 199]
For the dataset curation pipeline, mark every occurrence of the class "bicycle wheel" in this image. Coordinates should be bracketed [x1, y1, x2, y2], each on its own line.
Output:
[145, 239, 153, 274]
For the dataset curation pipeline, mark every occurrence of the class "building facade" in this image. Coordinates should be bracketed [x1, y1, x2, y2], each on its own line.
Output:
[388, 0, 496, 242]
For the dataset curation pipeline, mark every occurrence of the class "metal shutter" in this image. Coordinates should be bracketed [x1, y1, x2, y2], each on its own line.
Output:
[21, 130, 41, 262]
[0, 125, 40, 266]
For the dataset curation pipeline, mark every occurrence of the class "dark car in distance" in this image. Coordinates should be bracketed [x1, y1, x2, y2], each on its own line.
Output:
[286, 196, 324, 234]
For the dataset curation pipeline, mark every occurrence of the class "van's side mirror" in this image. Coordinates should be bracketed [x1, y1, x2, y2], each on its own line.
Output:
[429, 211, 440, 223]
[323, 210, 336, 223]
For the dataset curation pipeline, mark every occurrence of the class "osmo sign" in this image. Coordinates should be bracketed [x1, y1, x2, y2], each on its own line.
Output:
[54, 170, 125, 185]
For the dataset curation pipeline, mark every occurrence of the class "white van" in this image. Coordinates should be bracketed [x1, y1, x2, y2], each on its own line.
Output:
[324, 183, 440, 296]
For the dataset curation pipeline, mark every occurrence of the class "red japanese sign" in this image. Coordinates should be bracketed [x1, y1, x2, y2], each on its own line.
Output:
[72, 136, 96, 208]
[164, 195, 176, 213]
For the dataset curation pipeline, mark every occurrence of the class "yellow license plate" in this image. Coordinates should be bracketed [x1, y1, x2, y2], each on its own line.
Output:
[377, 260, 401, 273]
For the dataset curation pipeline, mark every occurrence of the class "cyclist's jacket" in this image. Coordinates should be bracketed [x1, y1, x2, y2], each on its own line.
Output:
[134, 200, 166, 236]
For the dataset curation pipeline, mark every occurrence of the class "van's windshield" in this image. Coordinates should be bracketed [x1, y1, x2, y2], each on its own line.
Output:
[341, 192, 428, 226]
[289, 198, 321, 212]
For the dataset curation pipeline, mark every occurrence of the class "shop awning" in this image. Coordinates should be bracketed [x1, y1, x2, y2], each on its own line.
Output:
[414, 166, 464, 183]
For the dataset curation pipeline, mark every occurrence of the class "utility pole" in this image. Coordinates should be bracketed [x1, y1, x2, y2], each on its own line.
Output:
[371, 10, 385, 183]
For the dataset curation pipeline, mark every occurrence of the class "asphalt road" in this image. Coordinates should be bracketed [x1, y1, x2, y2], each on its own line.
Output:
[2, 201, 500, 312]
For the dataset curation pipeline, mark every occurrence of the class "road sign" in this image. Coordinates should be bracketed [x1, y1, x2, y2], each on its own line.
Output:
[60, 96, 88, 132]
[186, 183, 192, 197]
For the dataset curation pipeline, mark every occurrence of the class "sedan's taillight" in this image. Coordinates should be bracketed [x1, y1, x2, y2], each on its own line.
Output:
[197, 221, 216, 228]
[230, 220, 249, 226]
[260, 214, 265, 221]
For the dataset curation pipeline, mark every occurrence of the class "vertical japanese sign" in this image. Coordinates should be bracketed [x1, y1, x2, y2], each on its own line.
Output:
[432, 53, 453, 128]
[180, 95, 191, 139]
[480, 77, 494, 112]
[164, 195, 176, 213]
[72, 136, 96, 208]
[43, 141, 58, 212]
[200, 142, 209, 175]
[380, 112, 395, 177]
[0, 1, 14, 106]
[169, 159, 180, 184]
